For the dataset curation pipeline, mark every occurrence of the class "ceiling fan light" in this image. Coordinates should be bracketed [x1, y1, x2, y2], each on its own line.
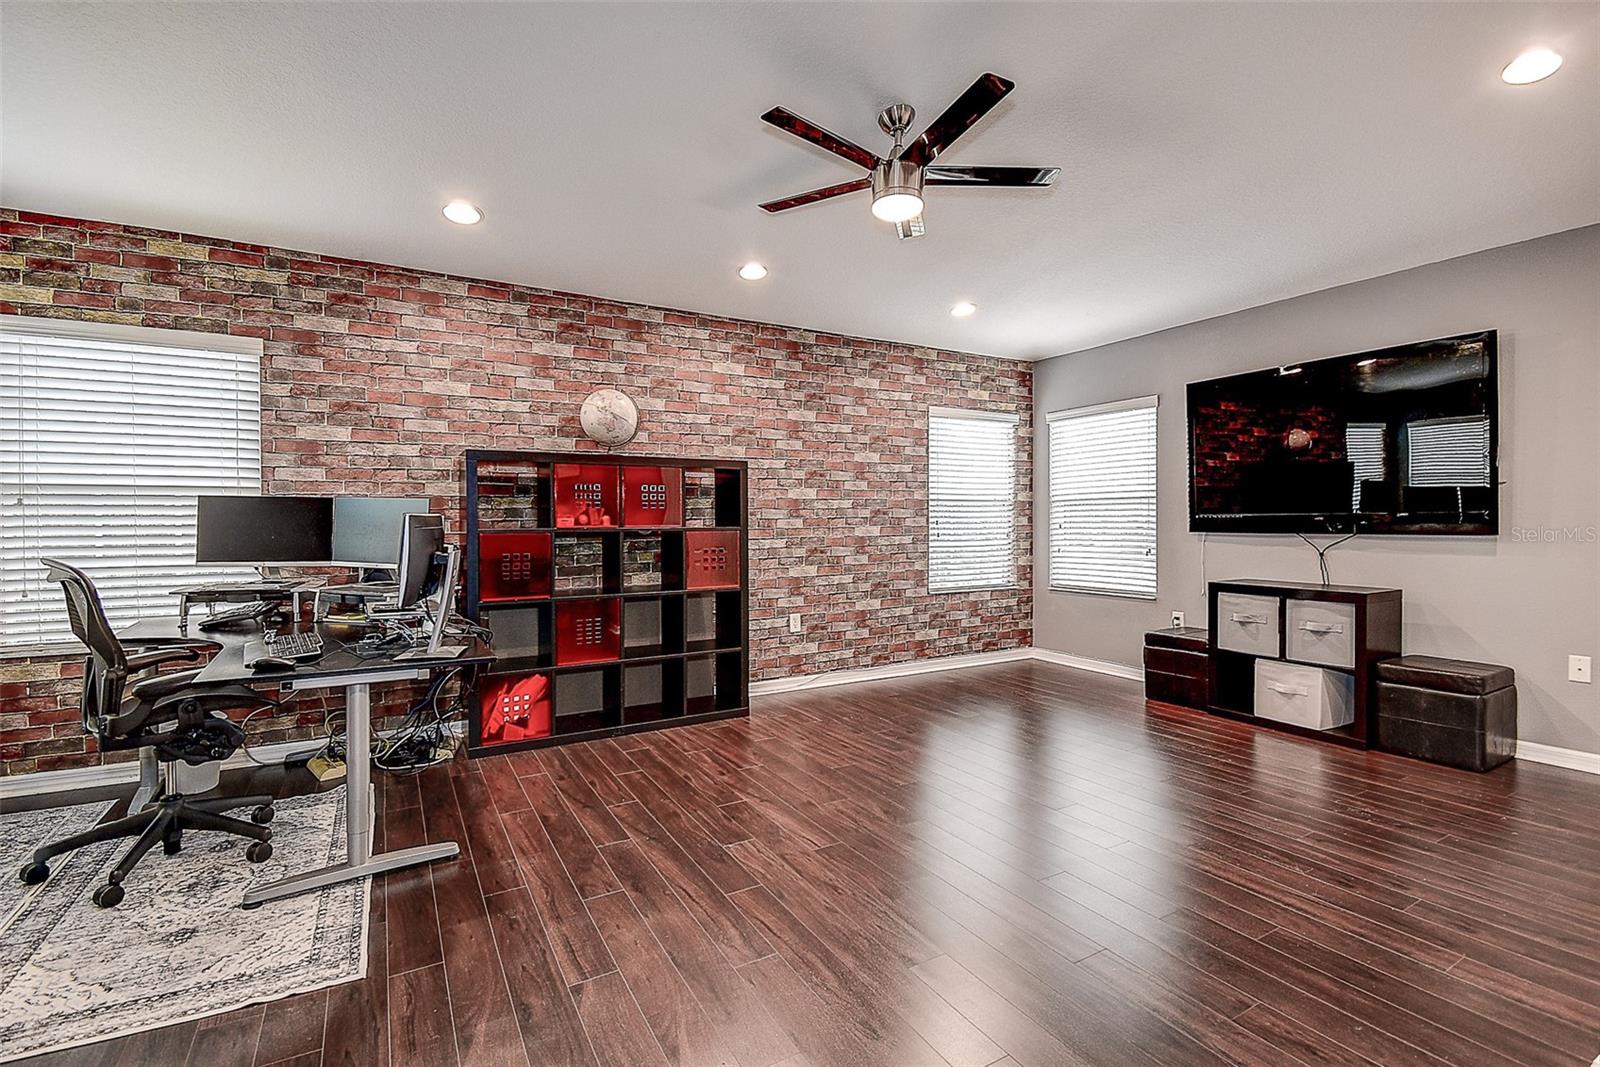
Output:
[871, 159, 926, 223]
[871, 192, 925, 223]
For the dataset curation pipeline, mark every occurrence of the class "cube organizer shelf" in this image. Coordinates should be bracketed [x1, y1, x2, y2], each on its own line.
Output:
[464, 450, 749, 755]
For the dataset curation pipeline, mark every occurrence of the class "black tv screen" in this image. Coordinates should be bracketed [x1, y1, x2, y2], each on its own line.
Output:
[1187, 331, 1497, 535]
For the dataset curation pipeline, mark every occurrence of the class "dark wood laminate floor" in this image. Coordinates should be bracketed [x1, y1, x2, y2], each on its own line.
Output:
[17, 660, 1600, 1067]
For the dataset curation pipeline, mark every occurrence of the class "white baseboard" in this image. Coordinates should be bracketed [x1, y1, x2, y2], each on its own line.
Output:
[751, 647, 1034, 695]
[1028, 647, 1144, 682]
[1515, 739, 1600, 776]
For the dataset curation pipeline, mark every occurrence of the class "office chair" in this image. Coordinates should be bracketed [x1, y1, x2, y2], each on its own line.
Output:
[17, 559, 279, 908]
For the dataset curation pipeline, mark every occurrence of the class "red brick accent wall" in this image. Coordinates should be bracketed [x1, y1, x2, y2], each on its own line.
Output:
[0, 207, 1032, 774]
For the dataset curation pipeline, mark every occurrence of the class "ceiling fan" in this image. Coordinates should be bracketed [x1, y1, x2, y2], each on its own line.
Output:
[758, 72, 1059, 239]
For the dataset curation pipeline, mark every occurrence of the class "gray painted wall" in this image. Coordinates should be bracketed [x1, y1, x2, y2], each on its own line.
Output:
[1033, 224, 1600, 755]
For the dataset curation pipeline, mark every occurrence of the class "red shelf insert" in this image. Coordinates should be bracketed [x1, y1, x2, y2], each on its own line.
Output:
[554, 464, 621, 528]
[685, 529, 741, 589]
[621, 465, 683, 527]
[555, 597, 622, 664]
[478, 531, 553, 602]
[479, 672, 552, 745]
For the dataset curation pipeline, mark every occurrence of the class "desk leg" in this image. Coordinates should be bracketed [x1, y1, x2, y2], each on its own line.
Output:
[240, 680, 460, 907]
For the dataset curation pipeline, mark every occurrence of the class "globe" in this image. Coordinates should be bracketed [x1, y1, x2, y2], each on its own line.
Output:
[579, 388, 640, 446]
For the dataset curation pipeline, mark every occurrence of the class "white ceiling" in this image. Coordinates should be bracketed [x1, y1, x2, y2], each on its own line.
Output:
[3, 2, 1596, 361]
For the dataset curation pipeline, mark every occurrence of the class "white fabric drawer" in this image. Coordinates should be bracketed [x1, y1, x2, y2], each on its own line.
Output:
[1215, 593, 1280, 656]
[1254, 659, 1354, 730]
[1285, 599, 1357, 669]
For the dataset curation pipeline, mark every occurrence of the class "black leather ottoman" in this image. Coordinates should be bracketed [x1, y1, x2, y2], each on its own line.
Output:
[1375, 656, 1516, 771]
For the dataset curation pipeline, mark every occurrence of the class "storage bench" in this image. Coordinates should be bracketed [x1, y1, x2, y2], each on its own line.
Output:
[1375, 655, 1517, 772]
[1144, 627, 1209, 710]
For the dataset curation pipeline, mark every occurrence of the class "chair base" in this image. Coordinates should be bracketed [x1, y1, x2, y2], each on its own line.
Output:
[18, 793, 276, 908]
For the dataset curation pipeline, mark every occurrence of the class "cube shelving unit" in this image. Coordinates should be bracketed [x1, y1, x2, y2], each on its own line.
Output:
[464, 449, 748, 756]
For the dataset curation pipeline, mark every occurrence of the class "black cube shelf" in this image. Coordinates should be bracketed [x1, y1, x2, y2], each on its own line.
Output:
[464, 449, 749, 756]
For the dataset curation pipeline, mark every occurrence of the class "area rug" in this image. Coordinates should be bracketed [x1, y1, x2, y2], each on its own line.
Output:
[0, 801, 114, 930]
[0, 788, 370, 1063]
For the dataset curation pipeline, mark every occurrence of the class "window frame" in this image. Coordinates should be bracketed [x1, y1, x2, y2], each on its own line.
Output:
[1, 314, 264, 653]
[926, 404, 1021, 595]
[1046, 394, 1159, 600]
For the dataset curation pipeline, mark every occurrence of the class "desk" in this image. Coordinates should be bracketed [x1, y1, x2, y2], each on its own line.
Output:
[120, 617, 492, 907]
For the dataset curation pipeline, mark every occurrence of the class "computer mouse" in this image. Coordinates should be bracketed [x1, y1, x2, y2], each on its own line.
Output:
[250, 655, 295, 671]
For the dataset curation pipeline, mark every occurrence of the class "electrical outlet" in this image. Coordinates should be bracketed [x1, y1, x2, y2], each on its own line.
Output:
[1171, 611, 1185, 629]
[1569, 655, 1592, 684]
[788, 613, 803, 635]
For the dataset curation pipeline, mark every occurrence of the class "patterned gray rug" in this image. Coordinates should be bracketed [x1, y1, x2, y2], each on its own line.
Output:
[0, 788, 369, 1064]
[0, 801, 113, 931]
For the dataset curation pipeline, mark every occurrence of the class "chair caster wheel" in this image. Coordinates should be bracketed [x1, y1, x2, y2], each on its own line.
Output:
[18, 861, 49, 885]
[93, 883, 125, 908]
[246, 841, 273, 863]
[251, 805, 274, 825]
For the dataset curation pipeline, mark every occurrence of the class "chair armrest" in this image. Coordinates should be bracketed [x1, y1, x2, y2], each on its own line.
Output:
[121, 635, 219, 650]
[124, 646, 202, 671]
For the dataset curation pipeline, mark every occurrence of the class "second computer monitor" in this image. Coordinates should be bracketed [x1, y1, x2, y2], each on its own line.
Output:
[332, 496, 430, 565]
[396, 513, 447, 609]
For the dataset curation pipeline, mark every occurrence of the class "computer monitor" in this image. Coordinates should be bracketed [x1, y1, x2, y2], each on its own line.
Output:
[331, 496, 430, 565]
[194, 495, 334, 564]
[395, 513, 447, 609]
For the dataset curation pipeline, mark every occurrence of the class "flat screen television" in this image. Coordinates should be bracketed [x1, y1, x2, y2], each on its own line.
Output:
[1187, 331, 1497, 535]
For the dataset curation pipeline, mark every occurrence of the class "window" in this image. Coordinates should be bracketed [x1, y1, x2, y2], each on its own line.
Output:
[1345, 422, 1387, 511]
[927, 407, 1019, 593]
[1405, 416, 1491, 487]
[1048, 396, 1157, 598]
[1, 316, 262, 646]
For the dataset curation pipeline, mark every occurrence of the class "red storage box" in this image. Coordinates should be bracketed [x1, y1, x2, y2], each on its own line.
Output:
[478, 531, 552, 602]
[685, 529, 741, 589]
[555, 598, 622, 664]
[554, 464, 620, 528]
[479, 672, 552, 745]
[621, 465, 683, 527]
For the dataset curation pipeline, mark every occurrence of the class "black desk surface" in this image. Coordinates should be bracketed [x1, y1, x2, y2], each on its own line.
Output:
[118, 616, 493, 687]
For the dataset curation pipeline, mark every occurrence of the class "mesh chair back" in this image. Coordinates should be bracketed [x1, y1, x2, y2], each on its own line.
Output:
[40, 558, 128, 735]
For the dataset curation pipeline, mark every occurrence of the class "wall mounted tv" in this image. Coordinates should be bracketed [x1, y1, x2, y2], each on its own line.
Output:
[1187, 331, 1497, 535]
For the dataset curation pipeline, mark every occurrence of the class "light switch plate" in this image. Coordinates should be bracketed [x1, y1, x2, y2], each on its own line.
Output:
[1569, 655, 1592, 683]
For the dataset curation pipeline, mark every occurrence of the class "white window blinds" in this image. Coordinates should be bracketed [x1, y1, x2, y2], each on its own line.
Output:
[1, 317, 263, 646]
[928, 408, 1019, 593]
[1048, 397, 1158, 598]
[1406, 416, 1491, 487]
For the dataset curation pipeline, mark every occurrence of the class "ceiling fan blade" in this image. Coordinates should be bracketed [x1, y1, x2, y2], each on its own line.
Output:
[894, 215, 926, 240]
[761, 107, 880, 171]
[759, 177, 872, 213]
[925, 165, 1060, 187]
[900, 73, 1014, 168]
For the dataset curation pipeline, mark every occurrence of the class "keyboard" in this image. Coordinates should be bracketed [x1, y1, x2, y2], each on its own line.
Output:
[265, 630, 324, 659]
[197, 600, 272, 630]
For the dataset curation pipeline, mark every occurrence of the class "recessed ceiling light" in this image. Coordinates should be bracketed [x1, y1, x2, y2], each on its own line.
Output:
[950, 301, 978, 318]
[1278, 366, 1302, 376]
[442, 200, 483, 225]
[1357, 358, 1378, 368]
[738, 262, 768, 281]
[1501, 47, 1563, 85]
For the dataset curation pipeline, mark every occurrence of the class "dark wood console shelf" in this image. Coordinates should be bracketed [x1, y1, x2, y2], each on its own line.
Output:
[463, 449, 749, 756]
[1206, 579, 1401, 748]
